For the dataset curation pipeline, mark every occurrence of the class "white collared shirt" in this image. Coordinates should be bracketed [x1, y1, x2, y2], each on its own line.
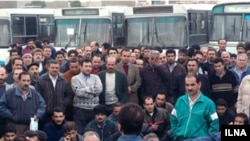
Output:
[188, 94, 200, 111]
[49, 74, 58, 88]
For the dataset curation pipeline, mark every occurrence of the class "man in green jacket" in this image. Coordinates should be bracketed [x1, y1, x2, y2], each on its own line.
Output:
[170, 73, 219, 141]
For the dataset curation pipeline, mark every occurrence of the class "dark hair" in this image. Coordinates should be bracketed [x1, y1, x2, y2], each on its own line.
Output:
[237, 42, 245, 49]
[69, 57, 79, 64]
[153, 46, 163, 53]
[27, 39, 34, 43]
[92, 54, 102, 60]
[166, 49, 176, 56]
[193, 50, 203, 57]
[13, 135, 26, 141]
[187, 47, 195, 57]
[102, 42, 111, 49]
[216, 98, 227, 107]
[186, 58, 199, 66]
[56, 50, 65, 57]
[47, 59, 59, 66]
[3, 124, 16, 135]
[80, 58, 92, 67]
[235, 113, 249, 125]
[118, 103, 144, 135]
[121, 48, 130, 55]
[113, 102, 123, 109]
[207, 47, 217, 54]
[37, 130, 48, 141]
[93, 104, 108, 116]
[9, 49, 19, 56]
[178, 48, 188, 55]
[190, 44, 201, 50]
[213, 57, 224, 65]
[143, 96, 154, 104]
[185, 73, 200, 83]
[35, 40, 43, 49]
[132, 47, 140, 52]
[24, 130, 37, 138]
[218, 38, 227, 44]
[68, 49, 78, 57]
[107, 47, 118, 55]
[42, 38, 50, 44]
[63, 121, 77, 133]
[53, 107, 64, 115]
[231, 53, 237, 58]
[12, 57, 23, 65]
[18, 71, 30, 80]
[154, 92, 166, 100]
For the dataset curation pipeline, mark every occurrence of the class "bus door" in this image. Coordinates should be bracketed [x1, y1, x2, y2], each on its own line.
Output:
[38, 15, 55, 43]
[112, 13, 125, 46]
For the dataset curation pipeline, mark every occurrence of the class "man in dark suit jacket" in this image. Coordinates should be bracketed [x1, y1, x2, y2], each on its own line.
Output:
[174, 58, 210, 102]
[98, 57, 128, 115]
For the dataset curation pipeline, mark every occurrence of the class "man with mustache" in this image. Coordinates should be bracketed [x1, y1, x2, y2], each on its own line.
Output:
[0, 71, 46, 135]
[0, 67, 10, 137]
[27, 62, 40, 87]
[85, 104, 117, 141]
[170, 73, 219, 141]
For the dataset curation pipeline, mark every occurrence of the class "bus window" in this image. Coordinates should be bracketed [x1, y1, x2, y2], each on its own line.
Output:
[154, 16, 187, 47]
[211, 14, 242, 41]
[55, 19, 111, 47]
[0, 19, 10, 47]
[243, 14, 250, 41]
[12, 16, 25, 36]
[39, 16, 55, 42]
[26, 17, 37, 35]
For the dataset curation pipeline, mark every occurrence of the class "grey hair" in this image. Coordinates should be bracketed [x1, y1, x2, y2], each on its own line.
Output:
[143, 132, 159, 141]
[82, 131, 100, 141]
[149, 50, 160, 58]
[237, 53, 248, 61]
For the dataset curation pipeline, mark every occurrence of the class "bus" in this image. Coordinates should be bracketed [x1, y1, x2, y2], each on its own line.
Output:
[123, 4, 213, 50]
[53, 6, 126, 50]
[0, 8, 55, 63]
[210, 2, 250, 53]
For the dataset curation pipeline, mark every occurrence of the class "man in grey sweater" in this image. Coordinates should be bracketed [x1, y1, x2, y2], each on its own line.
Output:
[71, 58, 103, 134]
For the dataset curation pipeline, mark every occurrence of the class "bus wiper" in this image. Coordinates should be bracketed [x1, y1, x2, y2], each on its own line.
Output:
[83, 22, 88, 42]
[138, 21, 150, 47]
[233, 18, 236, 35]
[65, 24, 78, 50]
[246, 21, 248, 38]
[154, 22, 166, 47]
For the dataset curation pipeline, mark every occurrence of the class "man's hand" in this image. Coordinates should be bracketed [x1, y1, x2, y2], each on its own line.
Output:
[33, 115, 38, 121]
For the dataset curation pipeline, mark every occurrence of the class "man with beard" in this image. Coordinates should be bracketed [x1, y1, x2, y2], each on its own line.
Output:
[0, 67, 10, 137]
[85, 104, 117, 141]
[71, 59, 103, 134]
[170, 73, 219, 141]
[43, 107, 66, 141]
[203, 48, 217, 76]
[27, 63, 40, 86]
[0, 72, 46, 135]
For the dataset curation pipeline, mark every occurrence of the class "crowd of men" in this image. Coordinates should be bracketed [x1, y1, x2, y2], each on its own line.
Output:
[0, 38, 250, 141]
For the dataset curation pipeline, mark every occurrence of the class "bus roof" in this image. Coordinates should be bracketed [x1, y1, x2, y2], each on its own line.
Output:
[181, 4, 215, 11]
[0, 8, 55, 15]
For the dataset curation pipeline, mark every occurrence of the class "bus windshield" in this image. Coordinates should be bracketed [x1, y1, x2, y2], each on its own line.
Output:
[0, 19, 10, 47]
[125, 16, 187, 48]
[211, 14, 242, 41]
[55, 19, 111, 47]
